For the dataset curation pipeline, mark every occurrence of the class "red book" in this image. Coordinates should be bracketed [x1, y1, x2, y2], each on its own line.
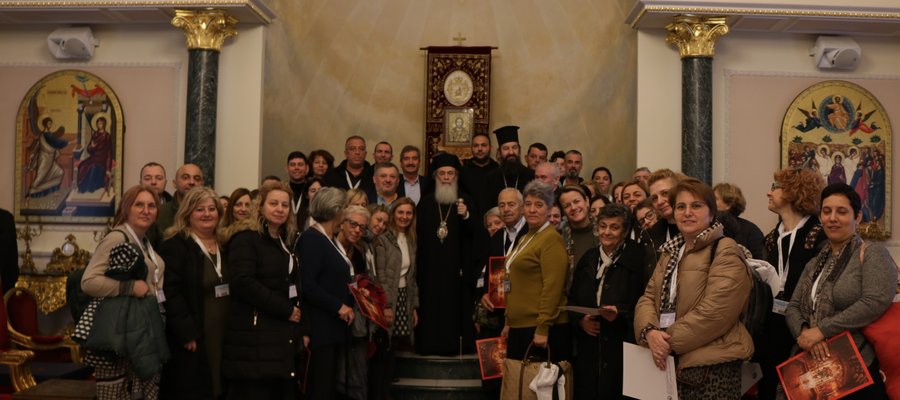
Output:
[476, 336, 507, 380]
[487, 256, 507, 309]
[777, 331, 874, 400]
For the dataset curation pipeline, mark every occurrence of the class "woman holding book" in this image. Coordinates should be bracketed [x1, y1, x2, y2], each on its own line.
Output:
[569, 203, 653, 399]
[785, 183, 897, 399]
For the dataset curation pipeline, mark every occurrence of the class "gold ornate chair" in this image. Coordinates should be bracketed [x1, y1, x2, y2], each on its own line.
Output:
[4, 234, 89, 364]
[0, 287, 36, 392]
[4, 286, 80, 363]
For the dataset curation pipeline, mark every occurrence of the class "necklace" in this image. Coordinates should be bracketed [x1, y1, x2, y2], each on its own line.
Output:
[502, 172, 519, 189]
[436, 202, 451, 243]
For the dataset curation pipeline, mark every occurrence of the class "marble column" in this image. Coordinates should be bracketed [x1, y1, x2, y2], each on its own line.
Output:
[172, 9, 238, 189]
[666, 15, 728, 184]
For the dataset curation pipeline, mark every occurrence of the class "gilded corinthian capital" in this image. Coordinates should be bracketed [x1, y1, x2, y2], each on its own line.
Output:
[666, 15, 729, 58]
[172, 9, 238, 51]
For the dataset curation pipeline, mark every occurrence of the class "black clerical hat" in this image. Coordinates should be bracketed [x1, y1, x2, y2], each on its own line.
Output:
[493, 125, 520, 146]
[430, 152, 461, 174]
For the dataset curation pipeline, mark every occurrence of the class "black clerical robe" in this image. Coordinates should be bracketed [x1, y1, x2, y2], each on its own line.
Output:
[415, 192, 478, 355]
[459, 158, 498, 220]
[483, 164, 534, 210]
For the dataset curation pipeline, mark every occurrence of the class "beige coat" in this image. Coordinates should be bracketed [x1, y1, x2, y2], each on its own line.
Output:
[373, 229, 419, 336]
[633, 225, 754, 370]
[82, 224, 164, 298]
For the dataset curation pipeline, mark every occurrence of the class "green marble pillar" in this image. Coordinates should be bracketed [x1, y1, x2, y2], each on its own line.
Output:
[172, 9, 237, 189]
[666, 15, 728, 185]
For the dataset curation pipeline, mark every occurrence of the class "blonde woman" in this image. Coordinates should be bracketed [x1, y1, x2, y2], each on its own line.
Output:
[159, 187, 229, 399]
[221, 182, 302, 399]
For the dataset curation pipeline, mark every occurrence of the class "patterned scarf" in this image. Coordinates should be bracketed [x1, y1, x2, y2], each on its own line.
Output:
[658, 221, 723, 314]
[799, 234, 861, 327]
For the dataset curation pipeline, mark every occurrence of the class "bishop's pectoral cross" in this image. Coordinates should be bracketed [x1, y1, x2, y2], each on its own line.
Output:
[453, 32, 466, 46]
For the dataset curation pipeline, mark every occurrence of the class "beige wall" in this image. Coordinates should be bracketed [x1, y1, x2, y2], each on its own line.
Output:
[636, 29, 900, 252]
[0, 23, 265, 268]
[261, 0, 638, 182]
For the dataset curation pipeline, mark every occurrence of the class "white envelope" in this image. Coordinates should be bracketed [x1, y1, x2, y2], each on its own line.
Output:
[623, 342, 678, 400]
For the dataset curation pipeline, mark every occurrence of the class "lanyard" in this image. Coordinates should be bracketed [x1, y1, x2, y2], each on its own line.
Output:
[191, 233, 222, 279]
[776, 216, 810, 293]
[345, 170, 361, 190]
[124, 223, 160, 284]
[275, 235, 294, 275]
[292, 195, 303, 215]
[312, 223, 353, 276]
[505, 222, 550, 274]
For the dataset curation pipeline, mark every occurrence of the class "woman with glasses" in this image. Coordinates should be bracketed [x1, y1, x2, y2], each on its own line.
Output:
[298, 187, 356, 399]
[335, 205, 371, 400]
[756, 168, 826, 400]
[370, 197, 419, 399]
[634, 178, 753, 399]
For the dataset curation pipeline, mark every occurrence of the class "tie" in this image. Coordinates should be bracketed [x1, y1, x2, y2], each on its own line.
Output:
[504, 233, 512, 254]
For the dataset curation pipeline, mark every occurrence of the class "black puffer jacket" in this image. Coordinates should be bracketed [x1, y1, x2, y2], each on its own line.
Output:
[221, 227, 303, 380]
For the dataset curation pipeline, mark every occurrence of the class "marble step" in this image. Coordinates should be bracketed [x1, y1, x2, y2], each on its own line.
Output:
[390, 377, 485, 400]
[394, 351, 482, 380]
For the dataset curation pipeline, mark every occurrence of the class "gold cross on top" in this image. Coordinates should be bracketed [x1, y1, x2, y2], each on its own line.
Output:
[453, 32, 466, 46]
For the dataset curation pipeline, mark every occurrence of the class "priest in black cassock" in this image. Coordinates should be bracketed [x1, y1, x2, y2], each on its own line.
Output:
[484, 126, 534, 210]
[415, 153, 479, 355]
[460, 132, 498, 221]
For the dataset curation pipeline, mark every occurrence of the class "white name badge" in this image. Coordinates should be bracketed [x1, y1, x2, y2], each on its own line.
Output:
[659, 312, 676, 329]
[476, 277, 484, 288]
[156, 288, 166, 303]
[289, 284, 298, 299]
[772, 299, 789, 315]
[503, 278, 511, 293]
[215, 284, 230, 298]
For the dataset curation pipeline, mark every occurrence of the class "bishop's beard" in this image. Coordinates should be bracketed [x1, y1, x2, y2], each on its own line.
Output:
[435, 180, 459, 205]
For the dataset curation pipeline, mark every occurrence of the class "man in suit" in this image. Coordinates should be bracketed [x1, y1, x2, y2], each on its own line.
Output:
[475, 187, 527, 398]
[397, 145, 433, 204]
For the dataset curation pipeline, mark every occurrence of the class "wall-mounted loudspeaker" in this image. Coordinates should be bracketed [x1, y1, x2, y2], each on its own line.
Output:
[810, 36, 860, 70]
[47, 27, 99, 60]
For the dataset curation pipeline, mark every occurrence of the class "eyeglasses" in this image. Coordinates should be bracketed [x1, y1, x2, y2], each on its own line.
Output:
[770, 182, 782, 191]
[436, 170, 457, 177]
[344, 219, 366, 231]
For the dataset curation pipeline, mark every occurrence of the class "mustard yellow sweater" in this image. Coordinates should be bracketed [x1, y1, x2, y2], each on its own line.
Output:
[505, 226, 569, 335]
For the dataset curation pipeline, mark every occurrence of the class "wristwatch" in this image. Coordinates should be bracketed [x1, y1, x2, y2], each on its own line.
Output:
[640, 323, 657, 344]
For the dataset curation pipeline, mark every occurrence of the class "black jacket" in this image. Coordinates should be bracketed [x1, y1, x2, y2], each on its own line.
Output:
[297, 228, 355, 350]
[718, 212, 766, 259]
[569, 239, 652, 399]
[222, 229, 302, 380]
[397, 174, 434, 202]
[325, 159, 375, 199]
[0, 209, 18, 294]
[159, 234, 225, 398]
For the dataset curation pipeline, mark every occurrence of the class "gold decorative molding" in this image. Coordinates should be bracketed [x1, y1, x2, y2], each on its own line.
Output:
[0, 0, 272, 25]
[14, 275, 68, 315]
[171, 9, 238, 51]
[630, 5, 900, 29]
[666, 15, 729, 58]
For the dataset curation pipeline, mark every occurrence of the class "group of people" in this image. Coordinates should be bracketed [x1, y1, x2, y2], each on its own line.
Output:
[75, 125, 897, 400]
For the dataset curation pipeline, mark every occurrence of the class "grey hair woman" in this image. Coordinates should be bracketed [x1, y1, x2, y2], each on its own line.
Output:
[500, 180, 572, 397]
[569, 203, 653, 399]
[297, 187, 359, 400]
